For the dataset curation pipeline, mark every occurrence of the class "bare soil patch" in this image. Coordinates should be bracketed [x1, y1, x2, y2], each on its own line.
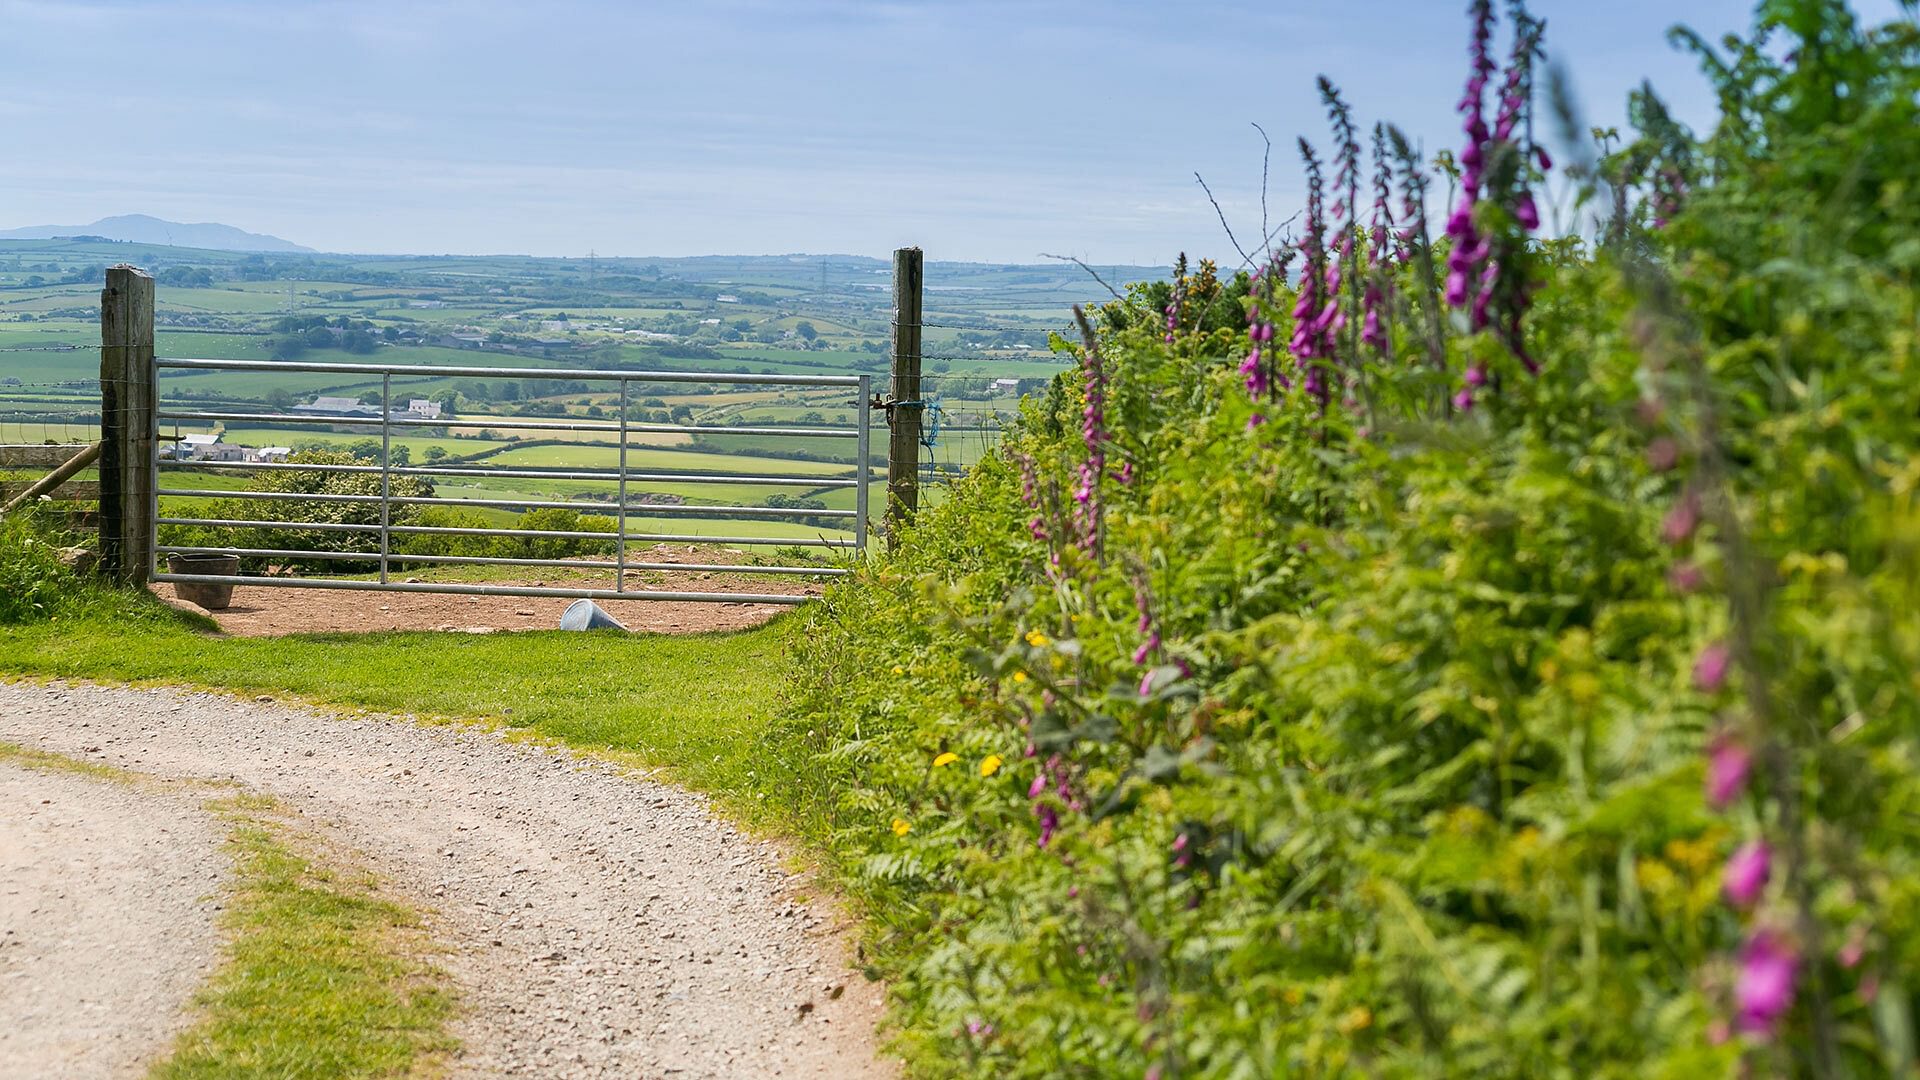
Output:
[153, 544, 831, 637]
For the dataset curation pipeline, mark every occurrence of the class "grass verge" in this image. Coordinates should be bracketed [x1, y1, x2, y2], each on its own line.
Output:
[0, 740, 455, 1079]
[154, 792, 455, 1080]
[0, 590, 802, 826]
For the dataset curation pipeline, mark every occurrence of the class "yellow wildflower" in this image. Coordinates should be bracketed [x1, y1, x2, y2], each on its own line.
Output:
[932, 752, 959, 768]
[892, 665, 905, 675]
[1282, 987, 1304, 1006]
[891, 818, 912, 837]
[979, 754, 1003, 778]
[1012, 671, 1028, 683]
[1025, 630, 1049, 647]
[1337, 1006, 1373, 1033]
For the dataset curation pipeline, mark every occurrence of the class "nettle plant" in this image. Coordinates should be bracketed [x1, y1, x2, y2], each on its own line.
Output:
[785, 2, 1920, 1077]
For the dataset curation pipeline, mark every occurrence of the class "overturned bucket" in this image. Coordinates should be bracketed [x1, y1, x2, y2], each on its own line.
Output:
[559, 599, 627, 632]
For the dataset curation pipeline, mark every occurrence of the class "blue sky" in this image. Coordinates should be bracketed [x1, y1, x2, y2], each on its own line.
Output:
[0, 0, 1906, 262]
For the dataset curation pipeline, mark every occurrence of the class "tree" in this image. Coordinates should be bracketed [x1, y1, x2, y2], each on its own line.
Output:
[669, 403, 694, 422]
[304, 326, 334, 349]
[341, 329, 376, 354]
[423, 446, 448, 462]
[430, 389, 459, 418]
[266, 388, 294, 410]
[381, 326, 400, 342]
[795, 321, 819, 341]
[269, 336, 307, 360]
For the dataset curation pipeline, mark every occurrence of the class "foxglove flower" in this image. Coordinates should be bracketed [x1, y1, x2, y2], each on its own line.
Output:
[1694, 641, 1731, 693]
[1705, 733, 1750, 808]
[1723, 840, 1771, 907]
[1071, 308, 1107, 558]
[1736, 931, 1799, 1036]
[1661, 489, 1701, 545]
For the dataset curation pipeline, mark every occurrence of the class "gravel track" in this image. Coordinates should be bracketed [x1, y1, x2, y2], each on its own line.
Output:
[0, 681, 895, 1079]
[0, 760, 226, 1079]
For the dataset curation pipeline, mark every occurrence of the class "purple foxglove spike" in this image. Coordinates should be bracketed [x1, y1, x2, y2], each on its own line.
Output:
[1514, 192, 1540, 230]
[1453, 387, 1475, 411]
[1723, 840, 1771, 906]
[1705, 733, 1751, 808]
[1736, 931, 1799, 1035]
[1694, 641, 1731, 693]
[1668, 561, 1706, 594]
[1662, 491, 1701, 545]
[1362, 309, 1384, 350]
[1464, 365, 1487, 387]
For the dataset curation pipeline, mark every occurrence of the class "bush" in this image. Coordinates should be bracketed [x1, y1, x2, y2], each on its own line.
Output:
[0, 510, 81, 623]
[775, 4, 1920, 1076]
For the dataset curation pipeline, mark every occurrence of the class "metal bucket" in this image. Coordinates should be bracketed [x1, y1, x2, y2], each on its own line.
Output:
[166, 553, 241, 610]
[559, 599, 627, 632]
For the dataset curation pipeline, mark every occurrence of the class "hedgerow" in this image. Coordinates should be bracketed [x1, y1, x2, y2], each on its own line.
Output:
[777, 2, 1919, 1076]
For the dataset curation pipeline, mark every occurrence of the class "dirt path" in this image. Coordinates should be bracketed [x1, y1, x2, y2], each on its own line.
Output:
[151, 545, 828, 637]
[0, 681, 895, 1080]
[155, 581, 807, 637]
[0, 760, 226, 1079]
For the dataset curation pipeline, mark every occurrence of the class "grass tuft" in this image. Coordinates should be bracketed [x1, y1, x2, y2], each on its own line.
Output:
[152, 796, 455, 1080]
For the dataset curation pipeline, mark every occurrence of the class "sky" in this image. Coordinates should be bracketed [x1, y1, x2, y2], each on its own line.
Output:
[0, 0, 1907, 264]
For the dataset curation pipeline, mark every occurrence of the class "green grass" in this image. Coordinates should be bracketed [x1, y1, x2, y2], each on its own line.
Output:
[0, 604, 802, 818]
[0, 741, 455, 1079]
[154, 793, 454, 1080]
[485, 441, 851, 475]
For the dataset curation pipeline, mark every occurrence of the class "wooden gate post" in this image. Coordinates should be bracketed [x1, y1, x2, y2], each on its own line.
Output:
[885, 246, 924, 540]
[99, 265, 156, 584]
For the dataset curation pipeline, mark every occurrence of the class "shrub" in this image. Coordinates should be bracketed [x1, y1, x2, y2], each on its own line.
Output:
[0, 509, 80, 623]
[776, 3, 1920, 1076]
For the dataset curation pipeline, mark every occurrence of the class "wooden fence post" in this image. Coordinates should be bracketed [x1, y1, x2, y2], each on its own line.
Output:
[885, 246, 924, 540]
[99, 265, 156, 584]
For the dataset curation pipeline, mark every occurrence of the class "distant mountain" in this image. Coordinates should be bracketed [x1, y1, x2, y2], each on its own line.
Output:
[0, 214, 312, 253]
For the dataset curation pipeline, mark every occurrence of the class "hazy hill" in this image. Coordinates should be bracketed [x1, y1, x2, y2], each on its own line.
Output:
[0, 214, 311, 253]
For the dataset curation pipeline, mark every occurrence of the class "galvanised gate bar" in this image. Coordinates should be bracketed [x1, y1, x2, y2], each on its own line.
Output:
[149, 356, 872, 606]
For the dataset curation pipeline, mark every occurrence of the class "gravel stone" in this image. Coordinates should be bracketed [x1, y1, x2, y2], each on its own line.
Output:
[0, 681, 895, 1080]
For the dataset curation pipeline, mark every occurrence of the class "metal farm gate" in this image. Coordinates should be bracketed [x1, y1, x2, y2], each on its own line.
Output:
[95, 266, 879, 607]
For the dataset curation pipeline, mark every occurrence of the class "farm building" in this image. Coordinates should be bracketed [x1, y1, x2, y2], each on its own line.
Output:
[293, 396, 380, 418]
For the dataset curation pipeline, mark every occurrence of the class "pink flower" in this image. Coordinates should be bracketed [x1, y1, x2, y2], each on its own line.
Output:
[1705, 734, 1751, 809]
[1667, 561, 1706, 594]
[1736, 931, 1798, 1035]
[1646, 436, 1680, 472]
[1694, 641, 1731, 693]
[1661, 490, 1700, 545]
[1723, 840, 1770, 907]
[1839, 925, 1868, 969]
[1137, 670, 1154, 698]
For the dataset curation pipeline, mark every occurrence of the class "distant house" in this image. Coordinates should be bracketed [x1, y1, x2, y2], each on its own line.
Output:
[176, 433, 245, 462]
[293, 396, 380, 418]
[250, 446, 292, 463]
[406, 399, 442, 420]
[715, 294, 741, 304]
[991, 378, 1021, 395]
[532, 337, 572, 349]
